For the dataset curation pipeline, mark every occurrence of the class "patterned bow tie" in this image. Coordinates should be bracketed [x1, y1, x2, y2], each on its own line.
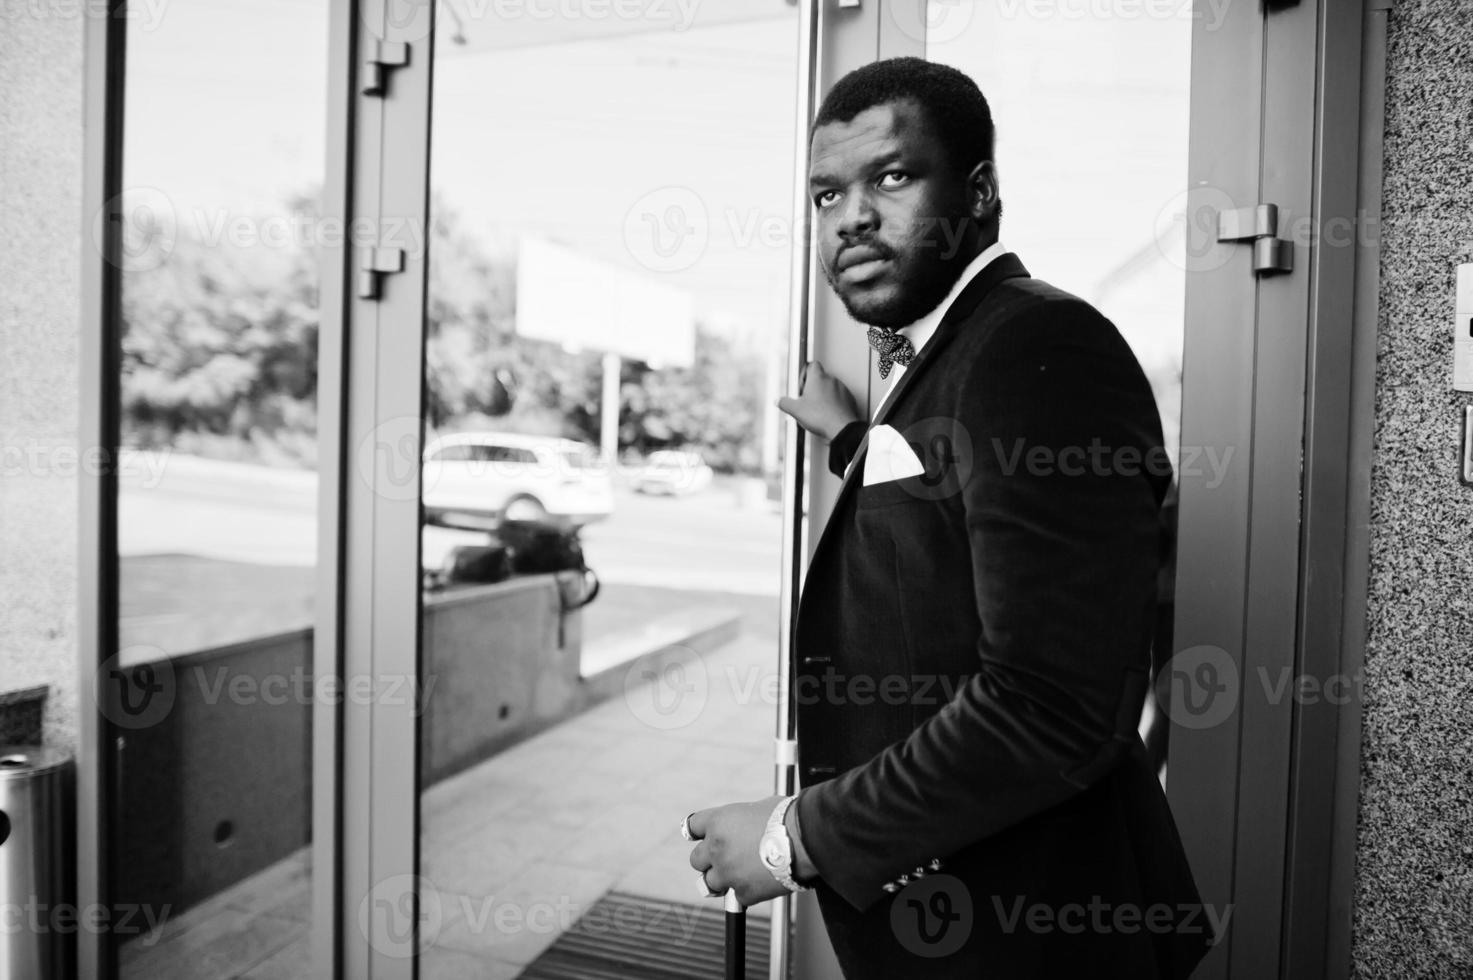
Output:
[867, 326, 916, 380]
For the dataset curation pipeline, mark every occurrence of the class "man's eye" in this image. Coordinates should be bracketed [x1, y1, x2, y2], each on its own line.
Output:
[815, 190, 839, 209]
[878, 171, 910, 189]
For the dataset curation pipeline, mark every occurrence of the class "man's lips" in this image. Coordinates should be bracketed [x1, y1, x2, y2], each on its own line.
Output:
[837, 247, 891, 283]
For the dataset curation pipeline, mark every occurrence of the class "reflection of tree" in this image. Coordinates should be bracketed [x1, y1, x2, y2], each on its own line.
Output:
[120, 190, 767, 474]
[121, 192, 319, 466]
[621, 330, 765, 474]
[429, 195, 766, 474]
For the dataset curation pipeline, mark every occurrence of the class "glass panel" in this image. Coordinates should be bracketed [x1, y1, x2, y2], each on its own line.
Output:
[416, 2, 798, 974]
[924, 1, 1192, 775]
[110, 1, 328, 975]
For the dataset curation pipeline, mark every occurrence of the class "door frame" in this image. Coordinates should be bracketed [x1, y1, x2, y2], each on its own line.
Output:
[1148, 0, 1384, 977]
[788, 2, 1384, 979]
[77, 6, 127, 977]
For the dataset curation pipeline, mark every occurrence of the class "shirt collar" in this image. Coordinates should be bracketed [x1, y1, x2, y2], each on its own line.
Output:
[896, 240, 1009, 358]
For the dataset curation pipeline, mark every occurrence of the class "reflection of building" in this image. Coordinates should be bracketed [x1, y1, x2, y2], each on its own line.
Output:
[517, 237, 694, 464]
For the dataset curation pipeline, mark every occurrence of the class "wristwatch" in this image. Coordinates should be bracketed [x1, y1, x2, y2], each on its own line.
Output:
[758, 795, 810, 893]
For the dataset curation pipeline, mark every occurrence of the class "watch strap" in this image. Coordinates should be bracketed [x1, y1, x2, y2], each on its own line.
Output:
[762, 795, 809, 893]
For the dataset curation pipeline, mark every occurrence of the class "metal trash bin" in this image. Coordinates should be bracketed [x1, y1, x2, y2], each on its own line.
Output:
[0, 745, 75, 980]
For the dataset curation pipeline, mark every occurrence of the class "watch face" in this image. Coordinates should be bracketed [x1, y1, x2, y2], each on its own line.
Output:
[759, 835, 785, 870]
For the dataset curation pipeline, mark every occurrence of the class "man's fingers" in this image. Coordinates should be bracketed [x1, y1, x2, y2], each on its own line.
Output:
[801, 360, 829, 394]
[701, 865, 728, 896]
[686, 807, 714, 842]
[687, 839, 711, 871]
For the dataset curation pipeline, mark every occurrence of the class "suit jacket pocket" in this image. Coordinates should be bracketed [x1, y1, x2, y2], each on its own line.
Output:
[855, 477, 924, 509]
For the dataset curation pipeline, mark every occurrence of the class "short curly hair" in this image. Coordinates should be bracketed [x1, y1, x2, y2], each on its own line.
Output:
[812, 57, 995, 175]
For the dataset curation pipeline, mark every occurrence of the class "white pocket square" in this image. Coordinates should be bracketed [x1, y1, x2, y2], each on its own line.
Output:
[863, 424, 925, 486]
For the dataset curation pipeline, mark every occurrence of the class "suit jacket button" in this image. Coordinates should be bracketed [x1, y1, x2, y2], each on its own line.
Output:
[913, 866, 927, 877]
[882, 882, 899, 894]
[929, 858, 943, 872]
[897, 874, 910, 886]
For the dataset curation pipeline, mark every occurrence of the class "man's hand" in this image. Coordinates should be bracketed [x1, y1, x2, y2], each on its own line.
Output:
[777, 361, 862, 441]
[685, 796, 788, 908]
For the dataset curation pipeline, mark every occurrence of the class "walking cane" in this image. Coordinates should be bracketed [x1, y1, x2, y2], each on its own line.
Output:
[725, 889, 746, 980]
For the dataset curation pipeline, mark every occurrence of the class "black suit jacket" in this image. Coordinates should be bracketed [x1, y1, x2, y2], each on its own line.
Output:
[792, 254, 1212, 978]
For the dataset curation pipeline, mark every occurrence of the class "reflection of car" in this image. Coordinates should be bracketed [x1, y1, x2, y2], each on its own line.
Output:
[633, 450, 714, 496]
[422, 433, 613, 529]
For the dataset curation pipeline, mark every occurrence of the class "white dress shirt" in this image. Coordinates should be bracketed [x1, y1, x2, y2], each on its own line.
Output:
[871, 240, 1009, 419]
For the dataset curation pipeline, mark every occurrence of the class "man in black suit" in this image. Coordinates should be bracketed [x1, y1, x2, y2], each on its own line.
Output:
[685, 57, 1213, 978]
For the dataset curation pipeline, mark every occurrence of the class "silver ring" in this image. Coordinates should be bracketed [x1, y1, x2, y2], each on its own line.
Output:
[697, 870, 721, 899]
[680, 812, 697, 842]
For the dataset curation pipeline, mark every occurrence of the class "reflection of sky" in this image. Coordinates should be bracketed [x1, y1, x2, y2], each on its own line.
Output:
[123, 0, 329, 219]
[122, 0, 1189, 438]
[927, 5, 1192, 373]
[430, 15, 802, 347]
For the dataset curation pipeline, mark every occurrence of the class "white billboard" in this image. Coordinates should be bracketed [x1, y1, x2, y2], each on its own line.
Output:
[516, 237, 695, 369]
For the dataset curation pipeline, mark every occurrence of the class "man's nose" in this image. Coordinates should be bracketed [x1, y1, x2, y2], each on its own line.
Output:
[836, 189, 878, 240]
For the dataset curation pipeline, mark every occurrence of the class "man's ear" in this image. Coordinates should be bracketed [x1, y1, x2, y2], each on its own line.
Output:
[967, 160, 1000, 224]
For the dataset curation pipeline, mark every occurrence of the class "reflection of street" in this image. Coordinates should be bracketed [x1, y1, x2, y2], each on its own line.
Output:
[426, 480, 780, 596]
[119, 456, 781, 654]
[121, 456, 781, 595]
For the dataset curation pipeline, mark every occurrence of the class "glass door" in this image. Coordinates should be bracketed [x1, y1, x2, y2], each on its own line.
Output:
[409, 3, 804, 977]
[103, 0, 331, 977]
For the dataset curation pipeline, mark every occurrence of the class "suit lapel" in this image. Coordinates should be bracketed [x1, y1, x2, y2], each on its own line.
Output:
[812, 252, 1031, 563]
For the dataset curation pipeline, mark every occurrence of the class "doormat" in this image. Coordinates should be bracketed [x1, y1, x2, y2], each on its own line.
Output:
[517, 891, 772, 980]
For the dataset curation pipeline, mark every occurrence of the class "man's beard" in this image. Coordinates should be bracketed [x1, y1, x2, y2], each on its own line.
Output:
[825, 246, 971, 330]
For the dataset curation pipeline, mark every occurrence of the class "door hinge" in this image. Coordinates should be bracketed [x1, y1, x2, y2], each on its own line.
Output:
[362, 39, 409, 96]
[357, 246, 405, 300]
[1217, 203, 1294, 276]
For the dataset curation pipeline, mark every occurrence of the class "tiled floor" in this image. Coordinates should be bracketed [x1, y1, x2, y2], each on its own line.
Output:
[119, 627, 779, 979]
